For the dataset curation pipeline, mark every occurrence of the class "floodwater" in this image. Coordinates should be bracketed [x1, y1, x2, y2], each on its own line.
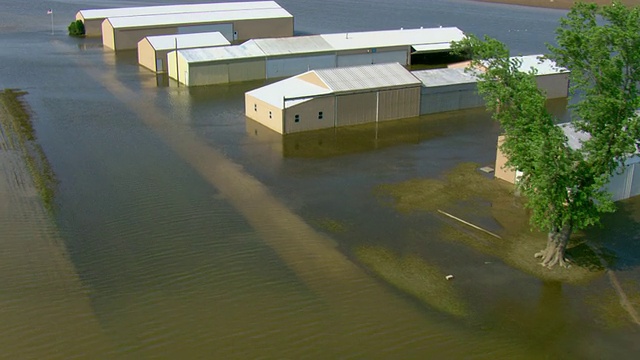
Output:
[1, 0, 639, 359]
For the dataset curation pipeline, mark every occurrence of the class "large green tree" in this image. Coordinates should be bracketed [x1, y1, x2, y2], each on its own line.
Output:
[452, 0, 640, 268]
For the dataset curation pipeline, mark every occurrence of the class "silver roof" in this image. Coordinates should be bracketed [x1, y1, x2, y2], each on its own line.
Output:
[314, 63, 420, 92]
[251, 36, 334, 56]
[321, 27, 465, 51]
[79, 1, 286, 20]
[177, 41, 265, 63]
[144, 31, 230, 51]
[247, 63, 420, 109]
[106, 8, 292, 29]
[247, 77, 332, 108]
[518, 55, 568, 75]
[412, 67, 478, 87]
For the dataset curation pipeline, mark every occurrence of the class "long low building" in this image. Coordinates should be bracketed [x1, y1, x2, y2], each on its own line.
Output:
[245, 55, 569, 134]
[76, 1, 287, 37]
[138, 32, 230, 73]
[167, 27, 466, 86]
[102, 7, 294, 51]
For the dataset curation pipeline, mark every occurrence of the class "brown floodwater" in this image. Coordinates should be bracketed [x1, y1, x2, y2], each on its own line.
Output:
[1, 1, 639, 359]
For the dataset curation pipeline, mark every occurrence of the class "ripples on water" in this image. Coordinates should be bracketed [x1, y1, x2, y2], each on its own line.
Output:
[1, 0, 639, 359]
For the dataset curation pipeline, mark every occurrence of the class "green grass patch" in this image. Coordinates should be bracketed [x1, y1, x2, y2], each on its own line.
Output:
[0, 89, 57, 210]
[376, 162, 603, 284]
[355, 245, 469, 318]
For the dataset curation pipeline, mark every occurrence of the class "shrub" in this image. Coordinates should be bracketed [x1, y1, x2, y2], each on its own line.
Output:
[68, 20, 85, 37]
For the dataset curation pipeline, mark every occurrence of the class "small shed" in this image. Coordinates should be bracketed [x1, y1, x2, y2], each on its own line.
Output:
[138, 32, 230, 73]
[495, 124, 640, 201]
[75, 1, 288, 37]
[245, 63, 422, 134]
[102, 7, 293, 51]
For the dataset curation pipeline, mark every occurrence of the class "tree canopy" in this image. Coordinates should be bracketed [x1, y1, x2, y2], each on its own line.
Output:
[451, 0, 640, 268]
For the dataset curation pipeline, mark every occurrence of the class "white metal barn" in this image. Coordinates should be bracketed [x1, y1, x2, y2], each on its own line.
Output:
[102, 7, 293, 51]
[495, 123, 640, 201]
[168, 27, 465, 86]
[138, 32, 230, 73]
[76, 1, 288, 37]
[245, 63, 422, 134]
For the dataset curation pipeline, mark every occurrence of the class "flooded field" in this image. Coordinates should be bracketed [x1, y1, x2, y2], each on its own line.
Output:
[1, 0, 639, 359]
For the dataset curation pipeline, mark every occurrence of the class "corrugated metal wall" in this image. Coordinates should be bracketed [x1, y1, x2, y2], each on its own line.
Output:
[336, 50, 408, 67]
[336, 93, 377, 127]
[420, 89, 484, 115]
[378, 87, 420, 121]
[266, 54, 336, 79]
[285, 96, 335, 134]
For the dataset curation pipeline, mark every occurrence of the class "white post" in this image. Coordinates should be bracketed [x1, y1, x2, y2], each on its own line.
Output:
[49, 10, 54, 35]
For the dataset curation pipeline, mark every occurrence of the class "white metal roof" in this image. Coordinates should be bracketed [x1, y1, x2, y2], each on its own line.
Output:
[518, 55, 568, 76]
[177, 41, 265, 63]
[106, 8, 292, 29]
[313, 63, 420, 92]
[79, 1, 286, 20]
[145, 31, 230, 51]
[251, 36, 334, 56]
[412, 67, 478, 87]
[247, 77, 332, 108]
[321, 27, 465, 51]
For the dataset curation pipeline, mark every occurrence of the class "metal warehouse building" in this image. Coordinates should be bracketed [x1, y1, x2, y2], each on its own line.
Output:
[415, 55, 569, 114]
[167, 27, 465, 86]
[245, 63, 422, 134]
[102, 6, 294, 51]
[138, 32, 230, 73]
[496, 124, 640, 201]
[76, 1, 289, 37]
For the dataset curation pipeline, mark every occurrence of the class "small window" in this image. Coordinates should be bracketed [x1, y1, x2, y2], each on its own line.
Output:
[269, 111, 272, 119]
[294, 114, 300, 123]
[254, 104, 257, 112]
[318, 111, 323, 120]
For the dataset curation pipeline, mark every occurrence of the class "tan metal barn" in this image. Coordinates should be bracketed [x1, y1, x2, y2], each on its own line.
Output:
[75, 1, 288, 37]
[245, 63, 422, 134]
[102, 7, 293, 51]
[168, 27, 465, 86]
[496, 124, 640, 201]
[138, 32, 230, 73]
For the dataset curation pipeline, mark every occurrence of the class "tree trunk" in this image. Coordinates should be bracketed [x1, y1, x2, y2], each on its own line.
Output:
[534, 224, 572, 268]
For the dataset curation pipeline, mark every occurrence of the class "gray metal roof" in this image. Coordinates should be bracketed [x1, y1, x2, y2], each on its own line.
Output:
[145, 31, 230, 51]
[412, 67, 478, 87]
[313, 63, 421, 92]
[177, 41, 265, 63]
[251, 36, 334, 56]
[78, 1, 286, 20]
[106, 8, 292, 29]
[321, 27, 465, 51]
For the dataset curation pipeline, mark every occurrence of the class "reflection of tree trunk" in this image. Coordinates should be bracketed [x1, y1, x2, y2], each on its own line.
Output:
[534, 223, 572, 268]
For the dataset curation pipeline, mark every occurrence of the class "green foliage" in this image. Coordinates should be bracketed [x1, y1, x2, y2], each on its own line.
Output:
[450, 0, 640, 239]
[67, 20, 85, 37]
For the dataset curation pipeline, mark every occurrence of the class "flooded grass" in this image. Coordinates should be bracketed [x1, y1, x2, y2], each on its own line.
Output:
[355, 245, 469, 318]
[376, 162, 603, 284]
[314, 217, 349, 234]
[586, 280, 640, 329]
[0, 89, 57, 210]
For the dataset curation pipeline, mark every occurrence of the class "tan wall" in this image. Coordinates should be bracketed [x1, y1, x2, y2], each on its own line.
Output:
[101, 20, 116, 50]
[113, 27, 177, 51]
[336, 92, 377, 127]
[167, 51, 192, 84]
[228, 59, 267, 83]
[377, 87, 421, 121]
[495, 135, 517, 184]
[234, 17, 293, 41]
[536, 73, 569, 99]
[245, 94, 284, 134]
[284, 96, 336, 134]
[296, 72, 329, 89]
[137, 38, 157, 72]
[77, 15, 103, 37]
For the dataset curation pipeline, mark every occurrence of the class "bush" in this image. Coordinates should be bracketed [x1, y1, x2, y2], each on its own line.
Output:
[68, 20, 85, 37]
